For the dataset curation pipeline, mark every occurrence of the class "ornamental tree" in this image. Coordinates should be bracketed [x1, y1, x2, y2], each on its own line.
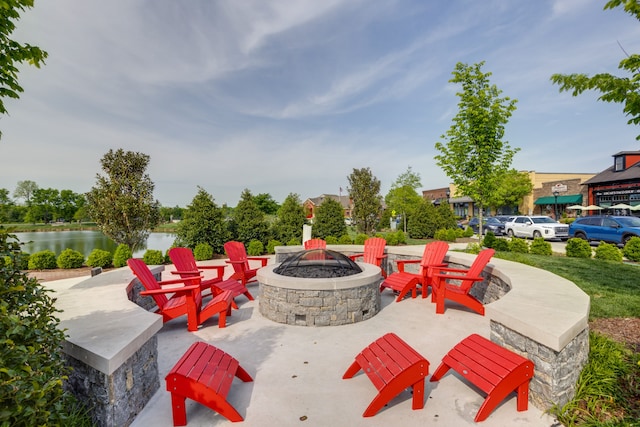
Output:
[174, 186, 229, 254]
[435, 61, 518, 234]
[86, 149, 161, 251]
[347, 167, 382, 235]
[384, 166, 423, 233]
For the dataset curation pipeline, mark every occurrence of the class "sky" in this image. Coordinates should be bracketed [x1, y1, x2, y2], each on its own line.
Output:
[2, 0, 640, 208]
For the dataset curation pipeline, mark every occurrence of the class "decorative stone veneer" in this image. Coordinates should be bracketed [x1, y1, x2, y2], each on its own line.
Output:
[64, 336, 159, 427]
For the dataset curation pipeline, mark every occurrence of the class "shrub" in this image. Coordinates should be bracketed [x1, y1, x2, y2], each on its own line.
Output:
[463, 227, 474, 238]
[3, 252, 30, 270]
[482, 232, 497, 248]
[385, 233, 399, 246]
[28, 250, 57, 270]
[434, 228, 458, 242]
[623, 236, 640, 262]
[325, 236, 338, 245]
[529, 238, 552, 256]
[86, 249, 113, 268]
[465, 242, 482, 254]
[354, 234, 368, 245]
[338, 234, 353, 244]
[0, 229, 82, 425]
[493, 238, 510, 252]
[143, 249, 164, 265]
[193, 243, 213, 261]
[267, 239, 282, 254]
[113, 244, 133, 267]
[594, 242, 623, 263]
[247, 240, 264, 256]
[508, 238, 529, 254]
[56, 248, 85, 269]
[566, 238, 592, 258]
[393, 231, 407, 245]
[287, 237, 300, 246]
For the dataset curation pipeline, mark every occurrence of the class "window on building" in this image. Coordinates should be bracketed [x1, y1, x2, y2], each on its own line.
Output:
[614, 156, 625, 171]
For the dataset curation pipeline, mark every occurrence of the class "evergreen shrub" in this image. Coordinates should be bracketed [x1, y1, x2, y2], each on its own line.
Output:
[3, 252, 30, 270]
[28, 250, 57, 270]
[463, 227, 474, 238]
[247, 240, 264, 256]
[267, 240, 282, 254]
[482, 232, 497, 248]
[87, 249, 113, 268]
[530, 238, 552, 255]
[465, 242, 482, 254]
[338, 234, 353, 244]
[493, 238, 510, 251]
[508, 238, 529, 254]
[193, 243, 213, 261]
[0, 229, 82, 425]
[594, 242, 623, 263]
[385, 233, 399, 246]
[113, 244, 133, 267]
[143, 249, 164, 265]
[623, 236, 640, 262]
[287, 238, 300, 246]
[325, 236, 338, 245]
[566, 238, 592, 258]
[354, 234, 368, 245]
[56, 248, 85, 269]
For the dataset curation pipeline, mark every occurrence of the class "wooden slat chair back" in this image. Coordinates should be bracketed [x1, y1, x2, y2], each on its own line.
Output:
[169, 247, 254, 308]
[304, 238, 326, 250]
[348, 237, 388, 277]
[431, 248, 495, 315]
[223, 241, 269, 286]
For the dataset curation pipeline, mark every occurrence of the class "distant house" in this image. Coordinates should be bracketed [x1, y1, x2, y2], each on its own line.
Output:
[303, 194, 353, 220]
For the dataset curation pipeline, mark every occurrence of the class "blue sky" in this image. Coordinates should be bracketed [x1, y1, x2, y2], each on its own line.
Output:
[2, 0, 640, 207]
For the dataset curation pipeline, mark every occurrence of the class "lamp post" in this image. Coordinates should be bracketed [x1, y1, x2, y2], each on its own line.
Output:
[553, 191, 559, 220]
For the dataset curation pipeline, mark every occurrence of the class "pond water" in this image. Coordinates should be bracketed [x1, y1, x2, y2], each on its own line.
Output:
[14, 230, 177, 258]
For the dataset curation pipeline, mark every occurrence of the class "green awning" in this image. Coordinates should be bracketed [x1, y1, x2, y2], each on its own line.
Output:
[534, 194, 583, 205]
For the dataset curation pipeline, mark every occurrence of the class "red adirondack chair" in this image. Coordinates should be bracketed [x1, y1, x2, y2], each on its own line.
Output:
[430, 248, 495, 315]
[223, 241, 269, 286]
[168, 247, 254, 308]
[127, 258, 233, 331]
[348, 237, 388, 277]
[379, 241, 449, 301]
[304, 238, 326, 250]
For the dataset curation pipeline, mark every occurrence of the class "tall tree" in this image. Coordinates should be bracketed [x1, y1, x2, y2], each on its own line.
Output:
[347, 167, 382, 235]
[551, 0, 640, 140]
[13, 180, 38, 205]
[384, 166, 423, 233]
[232, 188, 270, 245]
[29, 187, 59, 223]
[487, 169, 533, 213]
[435, 61, 518, 234]
[313, 198, 347, 239]
[86, 149, 161, 251]
[253, 193, 280, 215]
[273, 193, 306, 243]
[0, 0, 48, 140]
[174, 187, 229, 253]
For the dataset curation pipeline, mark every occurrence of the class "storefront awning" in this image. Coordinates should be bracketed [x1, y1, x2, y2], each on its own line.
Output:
[534, 194, 582, 205]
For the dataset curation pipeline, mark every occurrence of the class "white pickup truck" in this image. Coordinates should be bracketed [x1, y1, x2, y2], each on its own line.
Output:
[504, 215, 569, 240]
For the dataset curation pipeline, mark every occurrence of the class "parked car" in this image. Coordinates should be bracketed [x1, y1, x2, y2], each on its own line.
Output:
[468, 217, 505, 235]
[504, 215, 569, 240]
[568, 215, 640, 245]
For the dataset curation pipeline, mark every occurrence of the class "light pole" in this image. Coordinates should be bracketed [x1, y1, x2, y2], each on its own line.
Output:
[553, 190, 559, 220]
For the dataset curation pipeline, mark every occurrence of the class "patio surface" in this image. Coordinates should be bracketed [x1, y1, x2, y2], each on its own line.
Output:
[122, 252, 560, 427]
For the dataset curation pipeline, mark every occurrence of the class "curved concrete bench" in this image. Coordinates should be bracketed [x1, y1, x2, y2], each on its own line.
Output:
[47, 267, 163, 427]
[276, 244, 590, 410]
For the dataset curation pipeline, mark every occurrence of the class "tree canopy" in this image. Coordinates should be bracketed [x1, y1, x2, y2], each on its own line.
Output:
[273, 193, 307, 243]
[435, 61, 518, 232]
[313, 198, 347, 239]
[347, 167, 382, 235]
[174, 186, 229, 253]
[384, 166, 423, 233]
[551, 0, 640, 140]
[86, 149, 161, 251]
[0, 0, 48, 140]
[232, 188, 270, 245]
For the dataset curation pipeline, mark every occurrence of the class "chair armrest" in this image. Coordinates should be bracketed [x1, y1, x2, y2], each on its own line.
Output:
[226, 260, 246, 265]
[170, 269, 201, 276]
[396, 259, 420, 273]
[247, 257, 269, 266]
[349, 253, 364, 261]
[376, 254, 388, 261]
[141, 284, 200, 296]
[431, 272, 484, 282]
[158, 277, 202, 286]
[195, 265, 226, 273]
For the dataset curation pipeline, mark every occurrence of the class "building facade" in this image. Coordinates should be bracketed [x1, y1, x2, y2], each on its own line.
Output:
[303, 194, 353, 220]
[583, 151, 640, 210]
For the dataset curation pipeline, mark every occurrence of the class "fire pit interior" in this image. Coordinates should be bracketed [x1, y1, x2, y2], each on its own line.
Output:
[273, 249, 362, 278]
[258, 249, 381, 327]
